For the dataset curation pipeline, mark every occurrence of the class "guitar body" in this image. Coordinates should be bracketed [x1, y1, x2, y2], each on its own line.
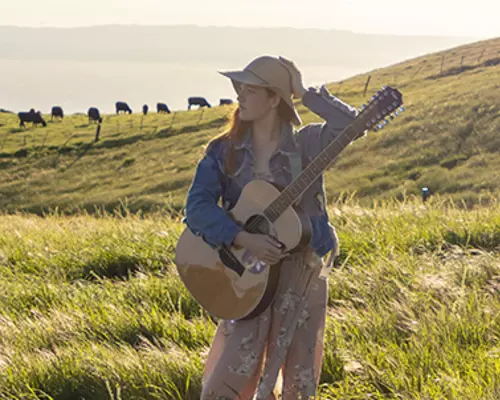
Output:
[175, 179, 311, 321]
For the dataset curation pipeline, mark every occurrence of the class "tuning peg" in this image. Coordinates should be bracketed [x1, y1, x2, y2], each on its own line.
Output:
[389, 115, 395, 120]
[361, 104, 367, 109]
[399, 106, 405, 112]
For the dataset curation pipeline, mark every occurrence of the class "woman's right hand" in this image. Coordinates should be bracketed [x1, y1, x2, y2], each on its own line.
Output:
[233, 231, 285, 265]
[278, 56, 307, 99]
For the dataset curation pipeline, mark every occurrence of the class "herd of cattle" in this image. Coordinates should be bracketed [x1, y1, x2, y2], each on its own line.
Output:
[15, 97, 233, 128]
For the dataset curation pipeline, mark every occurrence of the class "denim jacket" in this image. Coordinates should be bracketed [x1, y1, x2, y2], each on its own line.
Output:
[183, 85, 358, 258]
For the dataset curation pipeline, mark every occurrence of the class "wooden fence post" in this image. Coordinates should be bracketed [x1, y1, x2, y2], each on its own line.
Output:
[363, 75, 371, 97]
[197, 108, 205, 126]
[95, 123, 102, 142]
[42, 130, 50, 147]
[168, 112, 177, 131]
[477, 48, 485, 63]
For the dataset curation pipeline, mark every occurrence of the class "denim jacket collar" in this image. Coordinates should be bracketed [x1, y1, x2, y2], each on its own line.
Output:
[234, 121, 298, 156]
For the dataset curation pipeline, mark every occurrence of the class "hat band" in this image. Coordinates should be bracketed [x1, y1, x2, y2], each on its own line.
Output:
[245, 69, 271, 86]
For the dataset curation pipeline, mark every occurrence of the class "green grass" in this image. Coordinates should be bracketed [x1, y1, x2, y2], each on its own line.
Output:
[0, 197, 499, 399]
[0, 38, 499, 399]
[0, 109, 225, 215]
[1, 38, 499, 215]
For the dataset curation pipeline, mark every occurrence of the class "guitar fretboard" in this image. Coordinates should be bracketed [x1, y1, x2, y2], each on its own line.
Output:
[263, 122, 362, 222]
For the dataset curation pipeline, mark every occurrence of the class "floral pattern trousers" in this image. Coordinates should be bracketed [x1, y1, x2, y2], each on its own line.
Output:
[200, 249, 329, 400]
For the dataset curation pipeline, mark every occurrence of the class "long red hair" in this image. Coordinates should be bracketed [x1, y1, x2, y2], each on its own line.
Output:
[208, 88, 296, 175]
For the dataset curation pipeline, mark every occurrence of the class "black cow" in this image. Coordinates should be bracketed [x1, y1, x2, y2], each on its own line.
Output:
[87, 107, 102, 124]
[115, 101, 132, 114]
[157, 102, 171, 114]
[142, 104, 149, 115]
[18, 109, 47, 128]
[51, 106, 64, 120]
[188, 97, 211, 110]
[219, 98, 233, 106]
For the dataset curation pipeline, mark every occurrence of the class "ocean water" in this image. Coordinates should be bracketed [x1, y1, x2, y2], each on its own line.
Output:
[0, 58, 365, 115]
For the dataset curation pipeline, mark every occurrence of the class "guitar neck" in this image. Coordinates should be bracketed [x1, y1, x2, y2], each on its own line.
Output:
[263, 122, 362, 222]
[261, 86, 403, 223]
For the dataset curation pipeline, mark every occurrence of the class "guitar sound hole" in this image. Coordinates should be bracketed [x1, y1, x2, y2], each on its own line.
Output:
[244, 214, 270, 235]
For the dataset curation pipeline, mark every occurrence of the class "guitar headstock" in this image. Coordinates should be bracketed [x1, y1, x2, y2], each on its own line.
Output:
[357, 86, 404, 133]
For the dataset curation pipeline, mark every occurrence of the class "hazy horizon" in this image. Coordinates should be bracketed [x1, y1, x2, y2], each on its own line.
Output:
[0, 23, 492, 39]
[0, 25, 484, 114]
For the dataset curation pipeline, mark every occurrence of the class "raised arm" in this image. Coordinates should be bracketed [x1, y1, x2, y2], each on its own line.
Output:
[297, 85, 359, 158]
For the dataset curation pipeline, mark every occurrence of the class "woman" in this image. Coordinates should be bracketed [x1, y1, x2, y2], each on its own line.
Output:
[184, 55, 358, 399]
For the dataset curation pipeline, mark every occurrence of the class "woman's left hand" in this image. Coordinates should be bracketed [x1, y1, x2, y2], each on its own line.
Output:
[279, 56, 307, 99]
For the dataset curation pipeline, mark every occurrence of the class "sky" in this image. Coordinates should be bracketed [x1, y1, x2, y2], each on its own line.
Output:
[0, 0, 499, 38]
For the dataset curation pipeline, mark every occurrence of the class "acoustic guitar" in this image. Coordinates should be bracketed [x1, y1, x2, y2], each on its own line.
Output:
[175, 86, 404, 320]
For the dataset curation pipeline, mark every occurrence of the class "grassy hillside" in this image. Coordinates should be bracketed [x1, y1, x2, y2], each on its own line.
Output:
[0, 198, 499, 398]
[0, 37, 499, 215]
[1, 37, 499, 399]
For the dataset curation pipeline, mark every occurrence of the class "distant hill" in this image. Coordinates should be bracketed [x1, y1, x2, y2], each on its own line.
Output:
[0, 25, 476, 114]
[0, 25, 474, 65]
[0, 37, 498, 215]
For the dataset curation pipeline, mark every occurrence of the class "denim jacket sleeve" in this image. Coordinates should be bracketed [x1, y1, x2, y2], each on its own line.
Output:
[184, 142, 243, 248]
[297, 85, 359, 159]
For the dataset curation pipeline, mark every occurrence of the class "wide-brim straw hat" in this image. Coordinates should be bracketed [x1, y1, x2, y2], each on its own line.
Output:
[218, 55, 302, 126]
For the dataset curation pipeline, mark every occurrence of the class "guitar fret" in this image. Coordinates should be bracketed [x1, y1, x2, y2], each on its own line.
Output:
[281, 194, 290, 210]
[266, 208, 277, 221]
